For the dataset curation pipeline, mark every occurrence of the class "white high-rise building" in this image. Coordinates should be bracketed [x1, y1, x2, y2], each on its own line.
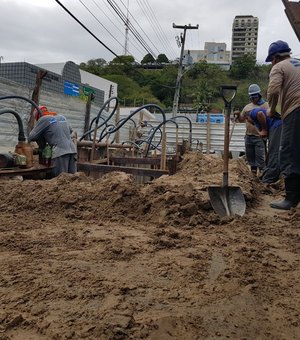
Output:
[231, 15, 259, 63]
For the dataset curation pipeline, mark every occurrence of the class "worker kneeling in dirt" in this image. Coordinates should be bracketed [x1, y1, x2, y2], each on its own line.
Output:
[244, 108, 282, 184]
[28, 106, 77, 177]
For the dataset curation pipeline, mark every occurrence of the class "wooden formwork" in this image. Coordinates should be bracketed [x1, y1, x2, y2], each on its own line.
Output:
[76, 140, 178, 182]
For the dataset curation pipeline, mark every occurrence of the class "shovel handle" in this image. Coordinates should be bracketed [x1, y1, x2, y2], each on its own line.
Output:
[220, 85, 237, 187]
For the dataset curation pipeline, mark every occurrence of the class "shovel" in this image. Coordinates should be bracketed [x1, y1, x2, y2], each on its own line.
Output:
[208, 85, 246, 217]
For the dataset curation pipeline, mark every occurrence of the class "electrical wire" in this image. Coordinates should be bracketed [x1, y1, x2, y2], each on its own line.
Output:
[54, 0, 119, 58]
[107, 0, 157, 59]
[78, 0, 124, 51]
[108, 0, 157, 58]
[118, 0, 161, 57]
[137, 0, 177, 59]
[92, 0, 146, 57]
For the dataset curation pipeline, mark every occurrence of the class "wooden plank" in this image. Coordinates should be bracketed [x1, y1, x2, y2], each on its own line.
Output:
[0, 165, 53, 177]
[77, 141, 133, 149]
[77, 162, 169, 177]
[109, 156, 161, 165]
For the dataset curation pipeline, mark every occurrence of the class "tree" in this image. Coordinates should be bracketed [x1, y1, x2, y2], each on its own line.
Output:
[156, 54, 169, 63]
[104, 55, 136, 76]
[148, 65, 177, 108]
[230, 54, 256, 79]
[79, 58, 107, 76]
[101, 74, 162, 107]
[87, 58, 107, 67]
[141, 53, 156, 64]
[110, 55, 135, 64]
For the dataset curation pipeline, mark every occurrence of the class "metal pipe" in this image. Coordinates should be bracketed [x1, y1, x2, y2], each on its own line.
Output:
[77, 140, 133, 149]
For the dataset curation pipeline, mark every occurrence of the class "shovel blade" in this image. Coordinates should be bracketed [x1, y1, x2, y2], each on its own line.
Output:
[208, 186, 246, 217]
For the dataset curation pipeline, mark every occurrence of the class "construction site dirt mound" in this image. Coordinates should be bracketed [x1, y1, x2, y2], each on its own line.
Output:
[0, 152, 299, 339]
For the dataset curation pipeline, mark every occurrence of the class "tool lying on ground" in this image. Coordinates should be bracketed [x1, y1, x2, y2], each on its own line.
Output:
[208, 85, 246, 217]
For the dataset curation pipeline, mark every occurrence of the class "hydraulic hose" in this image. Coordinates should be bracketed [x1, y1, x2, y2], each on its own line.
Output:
[144, 119, 179, 157]
[104, 104, 166, 136]
[170, 115, 193, 145]
[0, 95, 42, 120]
[80, 97, 119, 141]
[0, 108, 26, 141]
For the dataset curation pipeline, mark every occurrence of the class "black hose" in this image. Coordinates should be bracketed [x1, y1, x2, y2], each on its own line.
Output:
[170, 115, 193, 145]
[104, 104, 166, 135]
[144, 119, 179, 157]
[0, 95, 42, 119]
[0, 108, 26, 141]
[80, 97, 119, 141]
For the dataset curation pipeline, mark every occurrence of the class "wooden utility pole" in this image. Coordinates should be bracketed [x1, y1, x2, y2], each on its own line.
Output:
[83, 93, 94, 139]
[172, 23, 198, 117]
[27, 70, 47, 133]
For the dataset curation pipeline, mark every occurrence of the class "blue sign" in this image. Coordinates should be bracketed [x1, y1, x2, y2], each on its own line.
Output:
[64, 81, 79, 97]
[196, 113, 224, 124]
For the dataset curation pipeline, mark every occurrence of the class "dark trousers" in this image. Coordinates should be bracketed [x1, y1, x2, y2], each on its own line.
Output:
[279, 107, 300, 195]
[52, 153, 77, 177]
[261, 125, 282, 183]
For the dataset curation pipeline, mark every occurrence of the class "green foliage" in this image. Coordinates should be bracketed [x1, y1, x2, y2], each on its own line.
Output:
[79, 58, 107, 76]
[79, 55, 272, 111]
[147, 66, 177, 108]
[141, 53, 156, 64]
[156, 54, 169, 63]
[101, 74, 161, 107]
[110, 55, 135, 64]
[230, 54, 256, 79]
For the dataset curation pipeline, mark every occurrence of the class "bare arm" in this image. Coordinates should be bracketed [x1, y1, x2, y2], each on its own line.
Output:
[267, 66, 282, 116]
[256, 110, 268, 137]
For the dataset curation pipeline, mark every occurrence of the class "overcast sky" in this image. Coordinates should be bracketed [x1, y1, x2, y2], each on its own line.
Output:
[1, 0, 299, 66]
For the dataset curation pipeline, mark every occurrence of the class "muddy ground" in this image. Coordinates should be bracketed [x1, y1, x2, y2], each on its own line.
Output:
[0, 152, 299, 340]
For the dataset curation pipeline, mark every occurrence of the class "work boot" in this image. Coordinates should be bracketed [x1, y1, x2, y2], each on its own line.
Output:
[270, 192, 300, 210]
[251, 166, 257, 176]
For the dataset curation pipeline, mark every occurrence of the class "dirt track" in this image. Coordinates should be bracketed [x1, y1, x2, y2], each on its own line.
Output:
[0, 152, 299, 339]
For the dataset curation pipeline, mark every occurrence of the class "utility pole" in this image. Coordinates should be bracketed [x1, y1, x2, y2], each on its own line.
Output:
[124, 0, 130, 55]
[172, 23, 198, 117]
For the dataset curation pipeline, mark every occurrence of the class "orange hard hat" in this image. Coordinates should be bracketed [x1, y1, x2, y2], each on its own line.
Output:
[34, 105, 57, 120]
[34, 105, 47, 120]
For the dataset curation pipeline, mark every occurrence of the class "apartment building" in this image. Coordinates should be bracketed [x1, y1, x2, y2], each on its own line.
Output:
[231, 15, 259, 62]
[184, 42, 231, 70]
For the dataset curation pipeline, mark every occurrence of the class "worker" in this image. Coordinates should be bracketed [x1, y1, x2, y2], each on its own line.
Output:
[265, 40, 300, 210]
[235, 84, 269, 176]
[244, 108, 282, 184]
[28, 105, 77, 177]
[136, 120, 148, 139]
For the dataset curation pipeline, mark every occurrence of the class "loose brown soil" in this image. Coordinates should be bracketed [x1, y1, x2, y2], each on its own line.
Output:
[0, 152, 299, 339]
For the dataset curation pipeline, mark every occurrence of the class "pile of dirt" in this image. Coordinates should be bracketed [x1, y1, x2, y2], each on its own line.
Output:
[0, 152, 299, 340]
[0, 153, 262, 227]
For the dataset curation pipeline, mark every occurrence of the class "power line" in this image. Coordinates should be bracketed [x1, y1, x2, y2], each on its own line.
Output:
[138, 0, 177, 59]
[108, 0, 157, 58]
[54, 0, 119, 58]
[99, 0, 146, 58]
[78, 0, 124, 51]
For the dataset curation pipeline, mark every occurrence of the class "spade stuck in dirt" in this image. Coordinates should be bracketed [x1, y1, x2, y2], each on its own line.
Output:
[208, 85, 246, 217]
